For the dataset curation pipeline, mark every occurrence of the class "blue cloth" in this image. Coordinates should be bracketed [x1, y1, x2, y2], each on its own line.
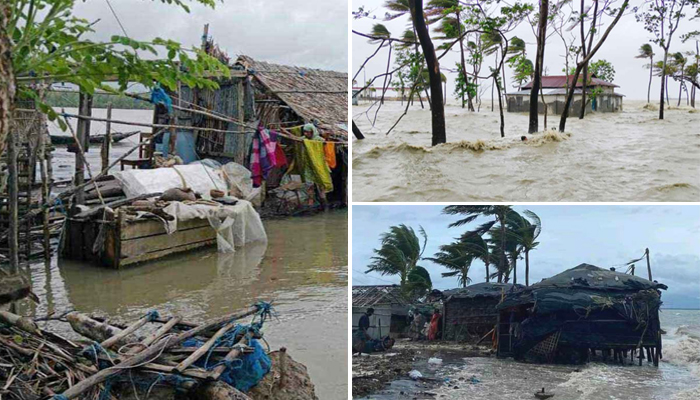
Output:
[150, 86, 173, 114]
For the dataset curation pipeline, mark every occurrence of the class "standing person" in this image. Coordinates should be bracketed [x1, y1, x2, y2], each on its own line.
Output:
[428, 309, 442, 341]
[354, 308, 374, 355]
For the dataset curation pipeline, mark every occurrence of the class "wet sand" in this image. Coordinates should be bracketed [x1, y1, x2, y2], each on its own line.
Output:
[352, 100, 700, 202]
[19, 210, 348, 399]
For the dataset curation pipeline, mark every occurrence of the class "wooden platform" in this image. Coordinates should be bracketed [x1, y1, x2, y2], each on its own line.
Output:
[63, 209, 217, 269]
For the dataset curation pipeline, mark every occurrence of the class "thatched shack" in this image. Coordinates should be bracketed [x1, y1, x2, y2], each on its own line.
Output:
[496, 263, 667, 365]
[352, 285, 410, 340]
[442, 282, 519, 342]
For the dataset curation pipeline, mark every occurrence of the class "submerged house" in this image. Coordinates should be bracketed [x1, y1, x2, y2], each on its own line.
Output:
[442, 282, 520, 342]
[62, 49, 348, 268]
[505, 75, 623, 115]
[352, 285, 411, 340]
[496, 263, 666, 365]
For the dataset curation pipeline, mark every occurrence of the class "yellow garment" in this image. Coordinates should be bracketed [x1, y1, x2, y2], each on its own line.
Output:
[324, 142, 337, 169]
[302, 139, 333, 193]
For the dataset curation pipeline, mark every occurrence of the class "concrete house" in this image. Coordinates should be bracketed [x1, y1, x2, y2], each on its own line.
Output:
[506, 74, 623, 115]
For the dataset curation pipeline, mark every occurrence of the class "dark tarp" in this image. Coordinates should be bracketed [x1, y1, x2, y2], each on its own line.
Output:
[442, 282, 522, 300]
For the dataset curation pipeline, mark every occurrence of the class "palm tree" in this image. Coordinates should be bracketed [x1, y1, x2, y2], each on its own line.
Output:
[515, 210, 541, 286]
[426, 241, 473, 287]
[368, 23, 392, 45]
[672, 52, 687, 107]
[406, 265, 433, 299]
[366, 224, 428, 286]
[636, 44, 654, 103]
[443, 205, 512, 282]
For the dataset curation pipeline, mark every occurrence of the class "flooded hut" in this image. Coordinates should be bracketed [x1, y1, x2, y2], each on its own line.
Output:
[352, 285, 410, 340]
[442, 282, 520, 342]
[505, 74, 623, 115]
[496, 263, 667, 365]
[61, 47, 347, 268]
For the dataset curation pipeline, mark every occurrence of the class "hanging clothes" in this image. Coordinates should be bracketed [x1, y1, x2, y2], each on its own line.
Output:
[324, 142, 336, 169]
[250, 128, 279, 187]
[295, 139, 333, 193]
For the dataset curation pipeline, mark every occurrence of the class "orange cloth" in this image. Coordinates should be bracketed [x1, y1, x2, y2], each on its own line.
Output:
[428, 313, 441, 340]
[324, 142, 337, 169]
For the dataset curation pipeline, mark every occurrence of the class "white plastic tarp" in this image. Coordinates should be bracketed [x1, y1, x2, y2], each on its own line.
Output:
[161, 200, 267, 253]
[114, 164, 227, 199]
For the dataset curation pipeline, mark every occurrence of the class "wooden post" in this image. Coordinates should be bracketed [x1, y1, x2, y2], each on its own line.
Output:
[236, 78, 246, 165]
[74, 93, 92, 205]
[6, 127, 18, 274]
[101, 103, 112, 173]
[278, 347, 288, 389]
[645, 248, 652, 281]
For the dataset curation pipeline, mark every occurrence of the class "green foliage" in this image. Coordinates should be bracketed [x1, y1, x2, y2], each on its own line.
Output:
[453, 62, 476, 102]
[405, 266, 433, 300]
[9, 0, 229, 128]
[366, 224, 428, 287]
[508, 55, 533, 88]
[589, 59, 616, 82]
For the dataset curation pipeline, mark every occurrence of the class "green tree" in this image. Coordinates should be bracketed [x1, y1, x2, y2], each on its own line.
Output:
[514, 210, 541, 287]
[589, 59, 616, 83]
[5, 0, 229, 147]
[366, 224, 428, 287]
[426, 241, 474, 287]
[672, 52, 688, 106]
[406, 266, 433, 299]
[636, 43, 655, 103]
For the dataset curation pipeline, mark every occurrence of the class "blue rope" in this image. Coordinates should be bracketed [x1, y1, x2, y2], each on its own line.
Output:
[146, 310, 160, 322]
[52, 395, 69, 400]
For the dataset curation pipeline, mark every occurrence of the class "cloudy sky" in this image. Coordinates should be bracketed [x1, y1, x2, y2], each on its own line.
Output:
[72, 0, 348, 72]
[352, 0, 700, 100]
[352, 205, 700, 309]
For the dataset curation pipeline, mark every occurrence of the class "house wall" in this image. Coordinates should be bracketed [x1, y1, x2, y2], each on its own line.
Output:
[507, 90, 622, 115]
[352, 305, 408, 339]
[444, 297, 500, 341]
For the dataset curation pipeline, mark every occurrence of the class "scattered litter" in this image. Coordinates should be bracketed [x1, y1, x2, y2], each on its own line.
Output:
[409, 370, 423, 380]
[469, 375, 480, 384]
[428, 357, 443, 365]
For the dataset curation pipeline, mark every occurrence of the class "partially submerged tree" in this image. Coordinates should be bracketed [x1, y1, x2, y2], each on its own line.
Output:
[636, 43, 656, 103]
[636, 0, 700, 119]
[559, 0, 630, 132]
[528, 0, 549, 133]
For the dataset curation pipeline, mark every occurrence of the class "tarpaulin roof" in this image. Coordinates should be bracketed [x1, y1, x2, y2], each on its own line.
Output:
[522, 75, 619, 89]
[498, 263, 667, 312]
[442, 282, 522, 300]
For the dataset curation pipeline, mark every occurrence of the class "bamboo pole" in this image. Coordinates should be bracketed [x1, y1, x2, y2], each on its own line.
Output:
[174, 320, 237, 372]
[101, 103, 112, 172]
[645, 248, 652, 281]
[73, 94, 92, 205]
[209, 335, 248, 380]
[6, 125, 18, 275]
[140, 316, 182, 347]
[56, 306, 259, 399]
[100, 313, 151, 349]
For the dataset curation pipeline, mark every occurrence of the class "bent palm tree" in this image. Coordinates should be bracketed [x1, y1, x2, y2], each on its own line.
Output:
[636, 44, 654, 103]
[426, 241, 473, 288]
[517, 210, 541, 286]
[366, 224, 428, 286]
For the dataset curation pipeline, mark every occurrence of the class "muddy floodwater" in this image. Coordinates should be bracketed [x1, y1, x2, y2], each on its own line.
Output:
[18, 207, 348, 398]
[352, 100, 700, 202]
[361, 310, 700, 400]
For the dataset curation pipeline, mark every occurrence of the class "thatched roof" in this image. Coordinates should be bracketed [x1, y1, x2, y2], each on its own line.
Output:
[236, 56, 347, 132]
[352, 285, 411, 307]
[442, 282, 521, 300]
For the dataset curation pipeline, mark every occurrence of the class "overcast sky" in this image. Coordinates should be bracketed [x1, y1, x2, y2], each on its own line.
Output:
[352, 205, 700, 309]
[72, 0, 348, 72]
[352, 0, 700, 100]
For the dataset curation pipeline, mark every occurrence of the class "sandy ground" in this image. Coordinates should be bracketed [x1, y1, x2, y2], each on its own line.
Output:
[352, 100, 700, 202]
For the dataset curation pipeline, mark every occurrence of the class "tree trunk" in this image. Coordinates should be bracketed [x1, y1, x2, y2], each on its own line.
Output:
[496, 75, 505, 137]
[578, 0, 598, 119]
[352, 120, 365, 140]
[660, 49, 668, 119]
[525, 250, 530, 286]
[410, 0, 446, 146]
[529, 0, 549, 133]
[457, 12, 475, 112]
[647, 56, 653, 103]
[677, 79, 682, 107]
[560, 0, 629, 131]
[0, 1, 14, 158]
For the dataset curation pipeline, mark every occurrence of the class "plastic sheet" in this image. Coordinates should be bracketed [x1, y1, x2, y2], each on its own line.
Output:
[162, 200, 267, 253]
[114, 164, 227, 199]
[220, 162, 262, 204]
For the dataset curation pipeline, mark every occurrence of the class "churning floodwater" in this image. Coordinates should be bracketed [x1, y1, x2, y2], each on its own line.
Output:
[366, 310, 700, 400]
[352, 100, 700, 201]
[20, 113, 349, 399]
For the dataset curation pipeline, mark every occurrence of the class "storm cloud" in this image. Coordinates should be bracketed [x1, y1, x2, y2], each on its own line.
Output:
[74, 0, 348, 72]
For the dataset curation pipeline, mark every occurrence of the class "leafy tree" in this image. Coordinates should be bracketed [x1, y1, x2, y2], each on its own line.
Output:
[636, 0, 700, 119]
[426, 241, 474, 287]
[671, 52, 688, 106]
[4, 0, 229, 147]
[508, 55, 533, 90]
[636, 43, 655, 103]
[366, 224, 428, 287]
[406, 266, 433, 299]
[589, 59, 616, 83]
[514, 210, 541, 287]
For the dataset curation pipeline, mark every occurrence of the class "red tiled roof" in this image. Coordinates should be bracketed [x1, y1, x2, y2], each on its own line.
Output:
[522, 74, 618, 89]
